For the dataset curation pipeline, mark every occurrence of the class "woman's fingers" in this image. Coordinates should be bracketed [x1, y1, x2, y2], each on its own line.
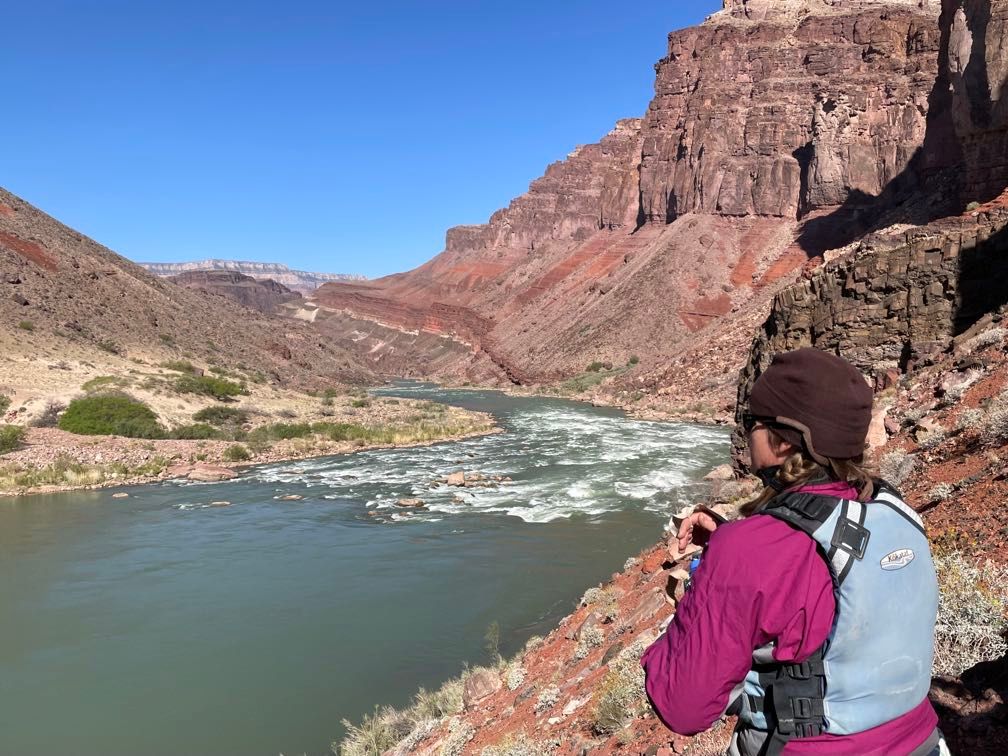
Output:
[677, 511, 718, 550]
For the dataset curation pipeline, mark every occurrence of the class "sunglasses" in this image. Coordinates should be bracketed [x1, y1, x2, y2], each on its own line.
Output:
[741, 412, 778, 434]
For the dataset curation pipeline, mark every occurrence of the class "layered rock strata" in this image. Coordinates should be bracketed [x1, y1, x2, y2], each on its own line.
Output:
[167, 270, 302, 314]
[317, 0, 943, 384]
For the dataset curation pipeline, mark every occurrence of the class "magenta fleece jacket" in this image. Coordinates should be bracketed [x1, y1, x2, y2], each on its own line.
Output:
[640, 482, 938, 754]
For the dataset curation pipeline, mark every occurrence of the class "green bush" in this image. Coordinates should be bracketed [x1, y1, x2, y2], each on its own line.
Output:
[247, 422, 312, 442]
[59, 395, 164, 438]
[223, 444, 252, 462]
[0, 395, 10, 415]
[628, 355, 640, 366]
[96, 339, 121, 354]
[0, 424, 25, 453]
[82, 375, 131, 393]
[17, 320, 34, 331]
[170, 423, 223, 440]
[586, 361, 605, 373]
[174, 375, 246, 400]
[193, 405, 249, 427]
[351, 398, 371, 408]
[160, 359, 198, 374]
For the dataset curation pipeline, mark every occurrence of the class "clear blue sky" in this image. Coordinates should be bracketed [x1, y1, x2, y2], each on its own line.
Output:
[3, 1, 720, 278]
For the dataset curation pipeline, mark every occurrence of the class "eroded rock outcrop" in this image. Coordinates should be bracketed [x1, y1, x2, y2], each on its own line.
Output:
[168, 270, 302, 314]
[317, 0, 944, 385]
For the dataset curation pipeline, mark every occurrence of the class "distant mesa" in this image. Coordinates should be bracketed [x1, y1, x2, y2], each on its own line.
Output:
[139, 259, 365, 295]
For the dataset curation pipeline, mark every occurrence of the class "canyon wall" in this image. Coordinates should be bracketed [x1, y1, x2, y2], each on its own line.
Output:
[316, 0, 946, 384]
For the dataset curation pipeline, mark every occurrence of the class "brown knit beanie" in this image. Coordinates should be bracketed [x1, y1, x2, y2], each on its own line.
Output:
[748, 348, 873, 461]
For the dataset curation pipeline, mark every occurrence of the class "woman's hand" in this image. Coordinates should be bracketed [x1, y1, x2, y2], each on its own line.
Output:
[677, 510, 719, 552]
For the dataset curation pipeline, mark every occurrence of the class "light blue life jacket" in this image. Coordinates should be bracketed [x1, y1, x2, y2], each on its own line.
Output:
[730, 483, 939, 756]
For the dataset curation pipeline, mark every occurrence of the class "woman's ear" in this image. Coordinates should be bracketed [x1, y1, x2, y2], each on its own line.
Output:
[768, 431, 798, 458]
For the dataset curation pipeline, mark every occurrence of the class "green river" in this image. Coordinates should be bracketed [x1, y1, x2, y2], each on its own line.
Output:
[0, 384, 729, 755]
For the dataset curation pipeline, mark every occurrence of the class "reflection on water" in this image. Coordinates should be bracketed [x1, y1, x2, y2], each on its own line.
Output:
[0, 384, 729, 756]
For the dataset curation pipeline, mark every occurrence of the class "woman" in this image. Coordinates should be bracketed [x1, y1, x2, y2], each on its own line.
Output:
[641, 348, 946, 756]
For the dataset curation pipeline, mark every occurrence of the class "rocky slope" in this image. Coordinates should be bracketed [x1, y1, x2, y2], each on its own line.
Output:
[140, 259, 364, 294]
[0, 186, 375, 403]
[315, 0, 944, 388]
[167, 270, 303, 314]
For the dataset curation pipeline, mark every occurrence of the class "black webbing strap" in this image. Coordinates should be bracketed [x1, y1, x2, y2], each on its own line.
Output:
[752, 648, 828, 756]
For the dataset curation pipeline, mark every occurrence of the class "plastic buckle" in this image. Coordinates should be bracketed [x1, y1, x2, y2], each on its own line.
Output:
[793, 697, 814, 719]
[789, 661, 812, 680]
[830, 518, 870, 559]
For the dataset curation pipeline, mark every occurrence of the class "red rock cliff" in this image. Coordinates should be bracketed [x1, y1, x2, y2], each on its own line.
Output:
[316, 0, 943, 385]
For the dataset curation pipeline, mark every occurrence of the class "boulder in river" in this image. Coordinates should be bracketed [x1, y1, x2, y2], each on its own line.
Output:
[462, 667, 501, 708]
[445, 471, 465, 486]
[208, 501, 232, 508]
[111, 492, 129, 499]
[187, 464, 237, 482]
[275, 494, 304, 501]
[396, 498, 425, 508]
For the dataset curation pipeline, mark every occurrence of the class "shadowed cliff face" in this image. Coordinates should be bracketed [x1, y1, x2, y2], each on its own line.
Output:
[167, 270, 302, 314]
[316, 1, 944, 385]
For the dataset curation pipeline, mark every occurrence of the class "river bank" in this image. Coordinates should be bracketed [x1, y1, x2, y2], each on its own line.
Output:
[0, 399, 498, 497]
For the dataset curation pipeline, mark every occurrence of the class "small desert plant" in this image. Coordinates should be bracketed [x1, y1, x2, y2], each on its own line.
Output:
[534, 685, 561, 713]
[0, 395, 10, 415]
[919, 429, 947, 451]
[590, 637, 650, 735]
[59, 394, 164, 438]
[628, 355, 640, 366]
[581, 586, 619, 622]
[82, 375, 130, 393]
[0, 424, 25, 453]
[966, 327, 1006, 351]
[956, 408, 984, 433]
[981, 390, 1008, 445]
[575, 625, 605, 660]
[95, 338, 121, 354]
[505, 661, 526, 691]
[337, 706, 407, 756]
[966, 200, 981, 211]
[29, 401, 64, 428]
[193, 405, 248, 427]
[933, 551, 1008, 676]
[484, 621, 502, 666]
[586, 361, 605, 373]
[481, 732, 554, 756]
[351, 398, 371, 409]
[927, 482, 955, 503]
[17, 320, 34, 331]
[439, 719, 475, 756]
[160, 359, 198, 374]
[879, 449, 917, 487]
[174, 374, 247, 401]
[223, 444, 252, 462]
[170, 423, 223, 440]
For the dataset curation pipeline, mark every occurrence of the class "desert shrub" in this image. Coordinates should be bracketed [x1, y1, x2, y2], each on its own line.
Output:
[505, 662, 526, 691]
[160, 359, 197, 374]
[575, 625, 606, 660]
[590, 637, 650, 735]
[981, 390, 1008, 445]
[29, 401, 64, 428]
[535, 685, 561, 713]
[411, 678, 464, 720]
[59, 394, 164, 438]
[17, 320, 34, 331]
[82, 375, 130, 392]
[879, 450, 917, 487]
[223, 444, 252, 462]
[580, 586, 619, 621]
[586, 361, 605, 373]
[174, 374, 246, 400]
[933, 551, 1008, 676]
[95, 338, 121, 354]
[927, 482, 955, 503]
[158, 333, 175, 345]
[0, 424, 25, 453]
[628, 355, 640, 366]
[351, 398, 371, 409]
[193, 405, 248, 427]
[919, 429, 947, 451]
[248, 422, 312, 443]
[481, 732, 554, 756]
[967, 327, 1006, 351]
[439, 719, 475, 756]
[170, 423, 223, 440]
[956, 408, 984, 433]
[0, 395, 10, 415]
[966, 200, 981, 211]
[338, 706, 406, 756]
